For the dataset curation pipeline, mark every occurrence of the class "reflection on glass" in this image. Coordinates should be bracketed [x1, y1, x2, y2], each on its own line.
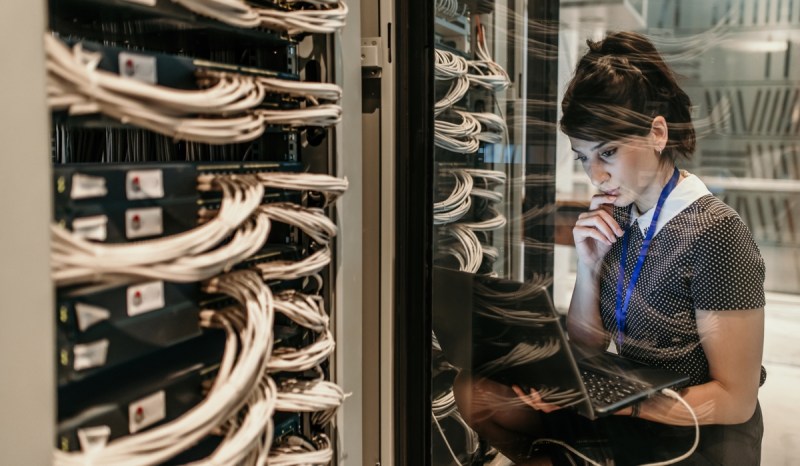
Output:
[431, 0, 798, 464]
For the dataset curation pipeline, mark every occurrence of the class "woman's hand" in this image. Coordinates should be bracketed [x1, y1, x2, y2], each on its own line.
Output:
[512, 385, 562, 413]
[572, 194, 624, 269]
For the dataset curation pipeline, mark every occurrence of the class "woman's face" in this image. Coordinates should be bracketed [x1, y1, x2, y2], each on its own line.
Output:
[569, 135, 667, 210]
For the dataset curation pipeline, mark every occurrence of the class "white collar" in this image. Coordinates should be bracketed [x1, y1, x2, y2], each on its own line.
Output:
[629, 171, 711, 235]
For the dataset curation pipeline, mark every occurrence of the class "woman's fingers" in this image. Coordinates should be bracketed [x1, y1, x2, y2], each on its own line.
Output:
[575, 211, 622, 244]
[512, 385, 561, 413]
[589, 194, 617, 211]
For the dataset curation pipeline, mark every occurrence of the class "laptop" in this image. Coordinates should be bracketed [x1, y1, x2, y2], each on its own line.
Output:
[432, 267, 690, 420]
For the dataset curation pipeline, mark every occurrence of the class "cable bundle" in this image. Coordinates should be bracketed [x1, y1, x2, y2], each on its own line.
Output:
[434, 0, 467, 19]
[255, 247, 332, 281]
[475, 339, 561, 376]
[274, 290, 329, 332]
[51, 175, 267, 285]
[434, 75, 470, 116]
[256, 1, 349, 35]
[53, 171, 347, 286]
[434, 111, 481, 154]
[467, 24, 510, 92]
[54, 271, 276, 466]
[46, 35, 342, 145]
[268, 434, 333, 465]
[276, 379, 346, 413]
[472, 111, 508, 145]
[268, 329, 336, 373]
[434, 170, 473, 225]
[171, 0, 348, 35]
[260, 203, 338, 246]
[432, 389, 480, 460]
[444, 225, 484, 273]
[457, 207, 506, 231]
[435, 49, 469, 80]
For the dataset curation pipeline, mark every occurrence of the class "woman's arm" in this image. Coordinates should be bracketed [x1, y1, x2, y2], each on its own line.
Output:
[567, 194, 621, 351]
[567, 264, 610, 351]
[619, 308, 764, 425]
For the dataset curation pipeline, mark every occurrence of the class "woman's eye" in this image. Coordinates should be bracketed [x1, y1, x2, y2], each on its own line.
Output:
[574, 154, 587, 162]
[600, 148, 617, 158]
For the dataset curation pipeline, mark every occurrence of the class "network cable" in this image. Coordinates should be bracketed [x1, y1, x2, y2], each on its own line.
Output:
[268, 434, 333, 466]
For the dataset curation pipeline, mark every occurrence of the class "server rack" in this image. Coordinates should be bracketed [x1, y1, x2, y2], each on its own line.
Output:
[0, 0, 364, 463]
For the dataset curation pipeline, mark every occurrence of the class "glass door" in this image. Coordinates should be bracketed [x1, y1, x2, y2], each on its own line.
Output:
[430, 0, 559, 463]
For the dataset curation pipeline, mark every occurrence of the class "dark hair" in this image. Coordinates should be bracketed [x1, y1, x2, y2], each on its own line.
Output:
[560, 31, 695, 162]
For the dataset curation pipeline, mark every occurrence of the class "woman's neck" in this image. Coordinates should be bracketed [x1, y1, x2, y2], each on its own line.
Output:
[634, 165, 679, 213]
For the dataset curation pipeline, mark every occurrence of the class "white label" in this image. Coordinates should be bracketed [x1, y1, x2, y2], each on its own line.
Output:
[73, 339, 109, 371]
[125, 207, 163, 239]
[127, 281, 165, 316]
[118, 52, 157, 84]
[126, 170, 164, 200]
[77, 426, 111, 453]
[129, 390, 166, 434]
[74, 302, 111, 331]
[70, 174, 108, 200]
[72, 215, 108, 242]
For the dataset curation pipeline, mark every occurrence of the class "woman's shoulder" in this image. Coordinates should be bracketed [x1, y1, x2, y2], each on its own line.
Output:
[678, 194, 744, 228]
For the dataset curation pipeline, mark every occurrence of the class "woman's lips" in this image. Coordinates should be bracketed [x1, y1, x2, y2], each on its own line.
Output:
[603, 189, 620, 196]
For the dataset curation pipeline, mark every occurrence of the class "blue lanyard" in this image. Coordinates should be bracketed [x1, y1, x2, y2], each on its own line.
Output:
[615, 167, 680, 349]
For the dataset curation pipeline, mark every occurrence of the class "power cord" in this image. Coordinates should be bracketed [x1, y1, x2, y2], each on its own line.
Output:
[531, 388, 699, 466]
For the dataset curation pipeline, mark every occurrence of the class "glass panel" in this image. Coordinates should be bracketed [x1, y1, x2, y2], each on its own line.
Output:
[431, 0, 799, 464]
[431, 0, 559, 463]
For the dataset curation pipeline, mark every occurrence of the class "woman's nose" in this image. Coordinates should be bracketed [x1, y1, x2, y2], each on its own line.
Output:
[587, 162, 609, 187]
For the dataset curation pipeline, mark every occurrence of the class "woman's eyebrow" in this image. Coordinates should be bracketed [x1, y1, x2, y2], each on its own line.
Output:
[571, 142, 607, 155]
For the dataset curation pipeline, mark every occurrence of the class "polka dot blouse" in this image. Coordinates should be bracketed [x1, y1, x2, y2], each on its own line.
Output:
[599, 194, 767, 386]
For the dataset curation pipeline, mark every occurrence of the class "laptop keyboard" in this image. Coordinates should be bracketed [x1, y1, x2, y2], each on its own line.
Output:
[580, 369, 650, 406]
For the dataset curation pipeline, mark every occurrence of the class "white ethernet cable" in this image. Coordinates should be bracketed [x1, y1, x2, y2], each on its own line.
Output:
[194, 310, 278, 466]
[434, 75, 470, 116]
[446, 225, 483, 273]
[46, 35, 342, 144]
[462, 168, 507, 185]
[435, 49, 469, 80]
[470, 187, 503, 203]
[171, 0, 348, 35]
[171, 0, 262, 28]
[472, 111, 508, 145]
[255, 247, 332, 281]
[260, 202, 338, 246]
[245, 171, 349, 203]
[274, 290, 329, 332]
[432, 389, 480, 458]
[434, 111, 481, 154]
[474, 273, 552, 303]
[475, 339, 561, 376]
[474, 300, 559, 327]
[256, 1, 349, 35]
[468, 24, 511, 92]
[51, 176, 264, 281]
[434, 0, 467, 19]
[434, 170, 473, 225]
[53, 271, 274, 466]
[253, 104, 342, 127]
[192, 70, 342, 105]
[46, 36, 267, 114]
[457, 207, 507, 231]
[531, 388, 699, 466]
[276, 379, 345, 413]
[268, 434, 333, 466]
[268, 329, 336, 373]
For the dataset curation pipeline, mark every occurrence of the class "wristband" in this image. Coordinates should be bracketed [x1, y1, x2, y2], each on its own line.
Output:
[630, 402, 641, 418]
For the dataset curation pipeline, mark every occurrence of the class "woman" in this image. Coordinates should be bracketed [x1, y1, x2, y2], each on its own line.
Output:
[454, 31, 765, 465]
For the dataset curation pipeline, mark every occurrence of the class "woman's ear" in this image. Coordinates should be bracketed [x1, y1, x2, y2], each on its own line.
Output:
[651, 115, 668, 152]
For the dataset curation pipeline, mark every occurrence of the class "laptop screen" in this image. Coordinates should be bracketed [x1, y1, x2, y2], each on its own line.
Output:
[432, 267, 595, 416]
